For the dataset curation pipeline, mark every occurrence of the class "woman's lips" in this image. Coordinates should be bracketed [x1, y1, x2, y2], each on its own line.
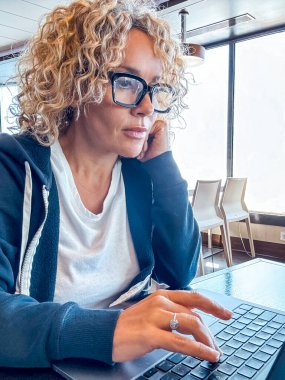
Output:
[122, 127, 147, 139]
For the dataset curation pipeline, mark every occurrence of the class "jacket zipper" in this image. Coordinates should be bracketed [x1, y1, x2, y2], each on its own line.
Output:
[20, 185, 49, 295]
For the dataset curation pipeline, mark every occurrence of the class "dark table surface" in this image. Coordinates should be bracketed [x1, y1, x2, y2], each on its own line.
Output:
[1, 258, 285, 379]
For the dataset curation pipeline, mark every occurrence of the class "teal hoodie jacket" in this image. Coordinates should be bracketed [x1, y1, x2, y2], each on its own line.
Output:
[0, 132, 200, 368]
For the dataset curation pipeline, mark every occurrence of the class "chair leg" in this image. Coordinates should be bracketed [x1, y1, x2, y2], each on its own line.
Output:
[198, 243, 205, 276]
[221, 224, 233, 267]
[208, 229, 212, 250]
[245, 217, 256, 258]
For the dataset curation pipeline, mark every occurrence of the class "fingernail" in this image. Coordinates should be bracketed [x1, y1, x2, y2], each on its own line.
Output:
[214, 351, 220, 362]
[224, 308, 233, 317]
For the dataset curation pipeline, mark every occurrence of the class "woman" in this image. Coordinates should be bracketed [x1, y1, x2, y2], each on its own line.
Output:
[0, 0, 232, 368]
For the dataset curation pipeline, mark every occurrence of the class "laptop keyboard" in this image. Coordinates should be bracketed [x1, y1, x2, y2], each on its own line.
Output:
[135, 304, 285, 380]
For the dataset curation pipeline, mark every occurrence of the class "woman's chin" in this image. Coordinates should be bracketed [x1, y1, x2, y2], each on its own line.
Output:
[119, 146, 144, 159]
[120, 151, 141, 159]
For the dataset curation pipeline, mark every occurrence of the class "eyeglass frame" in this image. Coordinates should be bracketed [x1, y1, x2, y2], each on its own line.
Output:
[108, 71, 174, 113]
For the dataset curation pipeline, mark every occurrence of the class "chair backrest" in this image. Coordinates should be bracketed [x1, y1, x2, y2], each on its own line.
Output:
[220, 177, 248, 214]
[192, 180, 222, 221]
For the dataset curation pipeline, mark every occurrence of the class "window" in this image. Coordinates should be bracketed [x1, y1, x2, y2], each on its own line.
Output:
[234, 32, 285, 214]
[0, 57, 18, 134]
[172, 46, 229, 190]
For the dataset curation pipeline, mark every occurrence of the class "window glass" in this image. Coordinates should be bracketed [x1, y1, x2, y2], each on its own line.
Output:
[0, 57, 18, 134]
[172, 46, 228, 190]
[234, 32, 285, 214]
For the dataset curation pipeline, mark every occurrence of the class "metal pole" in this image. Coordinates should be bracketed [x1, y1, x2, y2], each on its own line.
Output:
[179, 9, 189, 43]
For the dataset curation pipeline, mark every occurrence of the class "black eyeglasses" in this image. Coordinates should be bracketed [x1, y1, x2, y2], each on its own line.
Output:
[108, 71, 175, 113]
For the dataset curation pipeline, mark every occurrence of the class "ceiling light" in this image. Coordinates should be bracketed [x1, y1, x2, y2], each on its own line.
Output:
[179, 8, 205, 67]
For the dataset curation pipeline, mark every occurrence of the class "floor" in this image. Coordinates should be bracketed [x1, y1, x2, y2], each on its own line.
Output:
[199, 245, 285, 276]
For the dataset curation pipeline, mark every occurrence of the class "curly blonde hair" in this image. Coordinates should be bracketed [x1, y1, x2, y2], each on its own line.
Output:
[13, 0, 187, 145]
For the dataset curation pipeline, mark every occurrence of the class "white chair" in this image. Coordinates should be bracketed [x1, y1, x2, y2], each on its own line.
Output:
[220, 177, 255, 259]
[192, 180, 232, 276]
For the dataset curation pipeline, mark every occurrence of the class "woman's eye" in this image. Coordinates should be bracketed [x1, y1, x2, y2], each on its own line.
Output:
[117, 78, 133, 89]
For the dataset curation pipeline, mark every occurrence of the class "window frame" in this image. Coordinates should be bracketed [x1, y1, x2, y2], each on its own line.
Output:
[205, 26, 285, 226]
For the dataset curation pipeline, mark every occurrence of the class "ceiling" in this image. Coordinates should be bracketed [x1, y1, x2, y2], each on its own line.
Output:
[158, 0, 285, 46]
[0, 0, 284, 56]
[0, 0, 72, 56]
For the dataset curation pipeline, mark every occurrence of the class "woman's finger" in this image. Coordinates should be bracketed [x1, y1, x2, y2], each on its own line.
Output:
[158, 290, 233, 320]
[159, 310, 217, 351]
[188, 310, 223, 354]
[155, 330, 220, 363]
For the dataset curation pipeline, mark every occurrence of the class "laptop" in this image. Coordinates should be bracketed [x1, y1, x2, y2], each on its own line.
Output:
[52, 289, 285, 380]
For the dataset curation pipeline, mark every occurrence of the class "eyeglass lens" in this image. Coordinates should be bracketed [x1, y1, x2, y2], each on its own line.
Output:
[113, 76, 173, 112]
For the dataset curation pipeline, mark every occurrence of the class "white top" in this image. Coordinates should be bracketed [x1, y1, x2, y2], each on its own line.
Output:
[50, 141, 140, 308]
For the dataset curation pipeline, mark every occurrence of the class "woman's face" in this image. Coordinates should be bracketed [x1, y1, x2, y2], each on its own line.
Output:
[75, 28, 162, 158]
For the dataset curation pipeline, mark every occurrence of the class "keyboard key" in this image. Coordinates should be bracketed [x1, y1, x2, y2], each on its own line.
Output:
[250, 307, 264, 315]
[267, 338, 283, 348]
[238, 317, 252, 325]
[241, 328, 255, 337]
[268, 321, 282, 329]
[215, 337, 227, 346]
[261, 326, 276, 335]
[218, 355, 228, 363]
[156, 360, 175, 372]
[247, 323, 262, 332]
[220, 344, 235, 356]
[244, 312, 258, 320]
[143, 367, 158, 378]
[235, 349, 252, 360]
[190, 365, 211, 379]
[180, 374, 202, 380]
[220, 318, 234, 326]
[246, 357, 264, 370]
[224, 326, 240, 335]
[253, 350, 271, 362]
[230, 374, 248, 380]
[273, 332, 285, 342]
[248, 337, 265, 346]
[182, 357, 201, 368]
[238, 365, 257, 378]
[208, 371, 228, 380]
[226, 339, 243, 349]
[226, 355, 244, 367]
[232, 321, 246, 330]
[211, 322, 227, 335]
[167, 353, 186, 364]
[234, 307, 248, 315]
[235, 333, 249, 343]
[243, 342, 259, 353]
[254, 318, 267, 326]
[160, 373, 181, 380]
[259, 311, 276, 321]
[255, 331, 271, 340]
[217, 362, 236, 375]
[172, 363, 191, 376]
[239, 304, 252, 311]
[272, 314, 285, 324]
[200, 361, 219, 371]
[260, 344, 277, 355]
[217, 331, 232, 341]
[279, 327, 285, 335]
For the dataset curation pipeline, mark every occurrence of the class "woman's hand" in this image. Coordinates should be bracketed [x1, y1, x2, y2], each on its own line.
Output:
[137, 119, 169, 162]
[112, 289, 233, 363]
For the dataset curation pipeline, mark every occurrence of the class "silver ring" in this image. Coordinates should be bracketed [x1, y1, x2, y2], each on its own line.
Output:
[169, 313, 179, 331]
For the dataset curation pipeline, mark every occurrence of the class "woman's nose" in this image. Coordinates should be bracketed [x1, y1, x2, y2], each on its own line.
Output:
[132, 92, 155, 117]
